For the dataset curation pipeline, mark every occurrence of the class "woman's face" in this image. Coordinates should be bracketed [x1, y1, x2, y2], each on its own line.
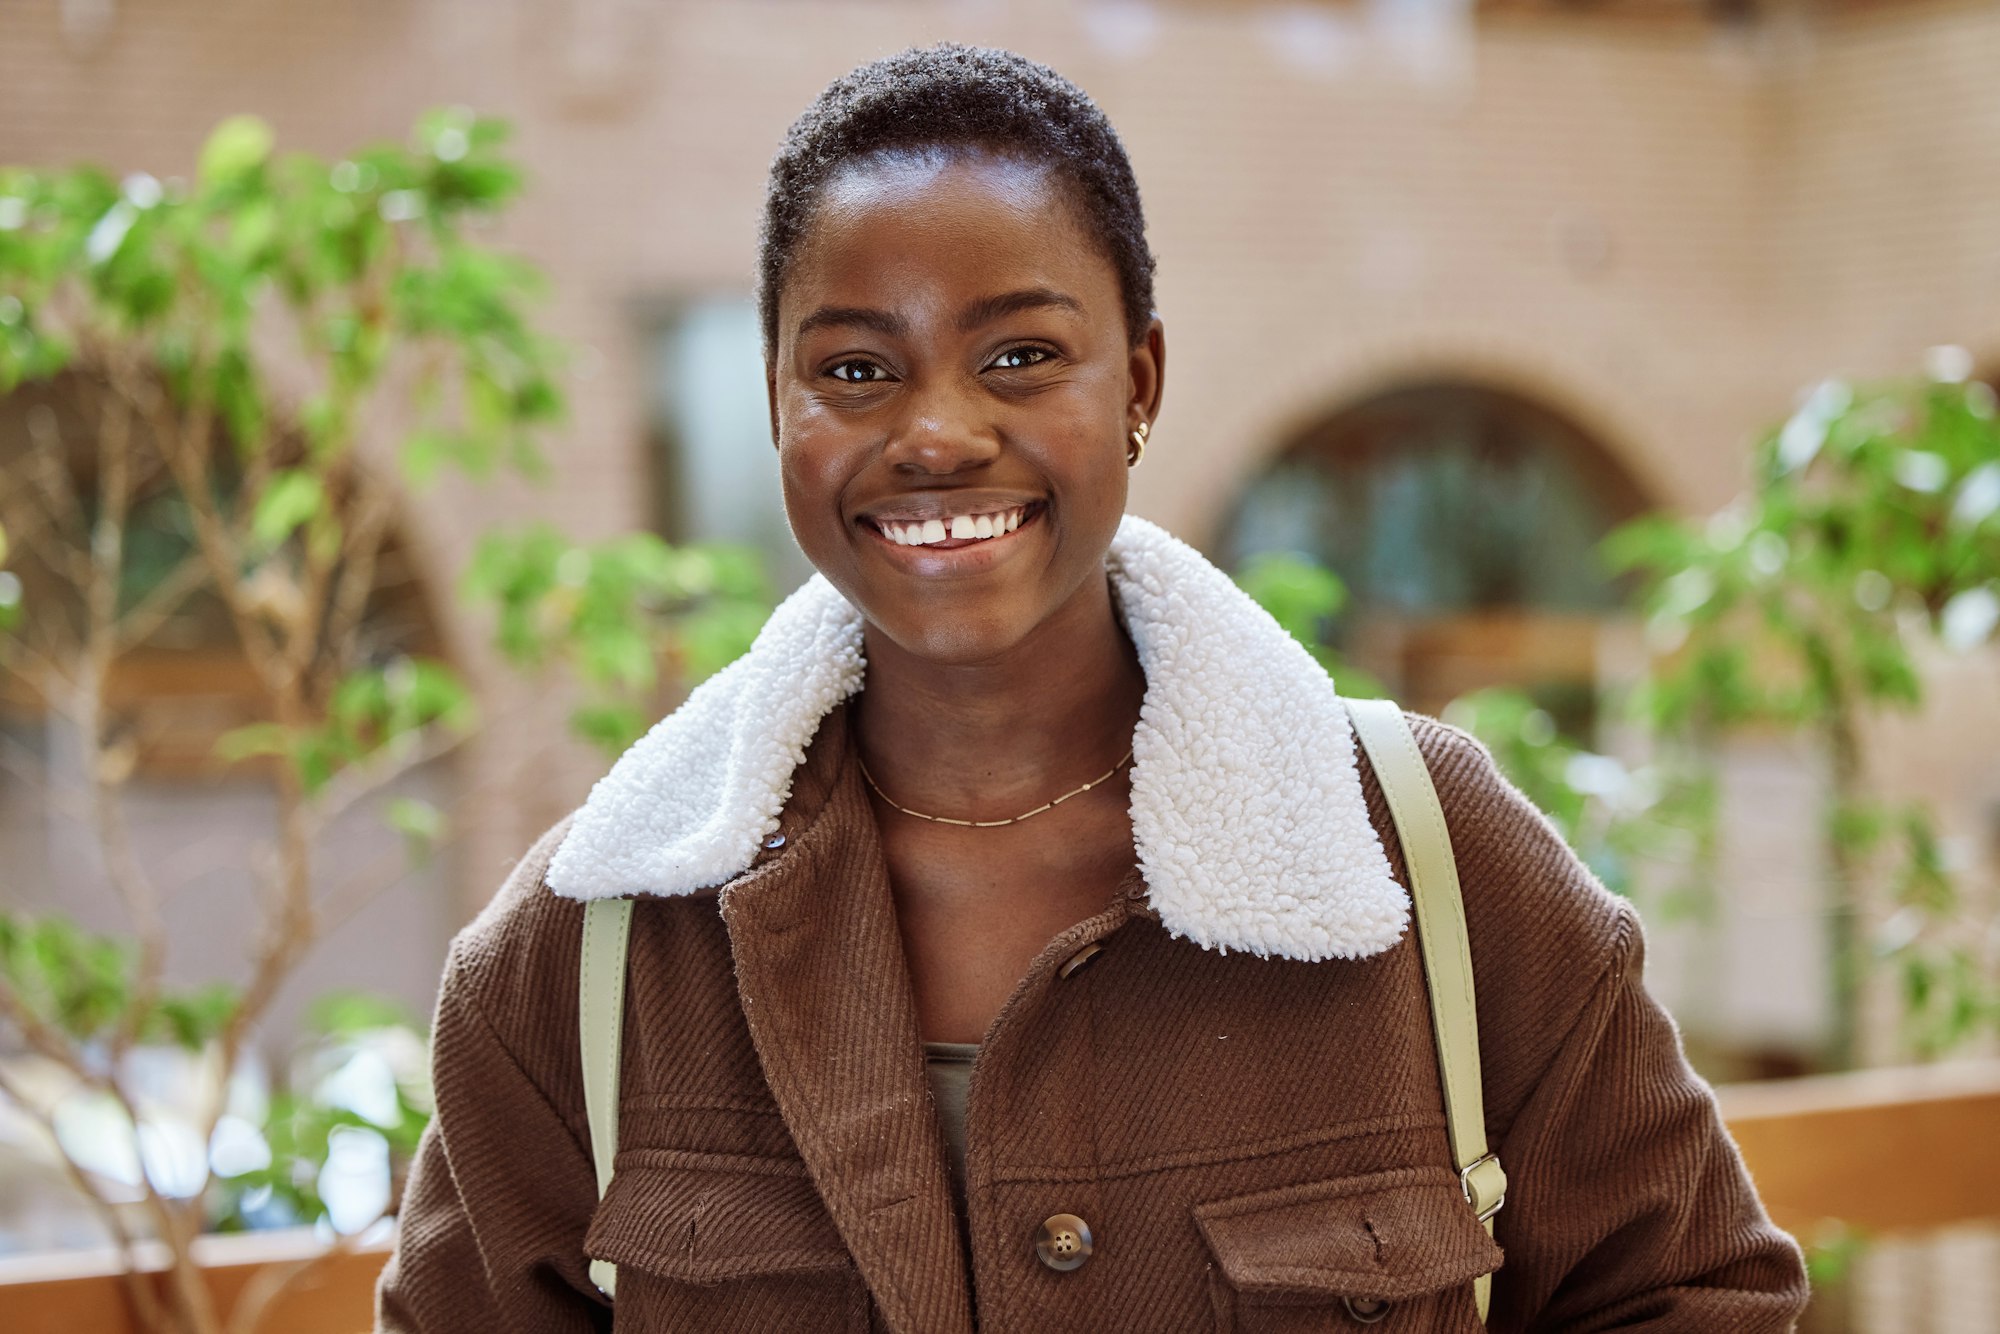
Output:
[767, 147, 1164, 667]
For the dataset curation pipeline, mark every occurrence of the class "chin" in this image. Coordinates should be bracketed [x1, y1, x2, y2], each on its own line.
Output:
[861, 596, 1042, 668]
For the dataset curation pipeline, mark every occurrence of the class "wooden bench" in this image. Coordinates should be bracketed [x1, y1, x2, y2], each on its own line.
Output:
[1716, 1058, 2000, 1238]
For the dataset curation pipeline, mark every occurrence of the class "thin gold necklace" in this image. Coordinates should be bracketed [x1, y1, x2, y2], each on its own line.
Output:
[856, 744, 1135, 828]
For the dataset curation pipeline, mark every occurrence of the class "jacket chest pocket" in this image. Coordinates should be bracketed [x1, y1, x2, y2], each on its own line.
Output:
[1194, 1166, 1502, 1333]
[583, 1150, 872, 1333]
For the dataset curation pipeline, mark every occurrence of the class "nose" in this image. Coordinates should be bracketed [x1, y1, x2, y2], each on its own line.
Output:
[881, 375, 1001, 475]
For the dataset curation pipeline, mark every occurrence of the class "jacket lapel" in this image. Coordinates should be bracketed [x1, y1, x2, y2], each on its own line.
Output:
[717, 702, 976, 1334]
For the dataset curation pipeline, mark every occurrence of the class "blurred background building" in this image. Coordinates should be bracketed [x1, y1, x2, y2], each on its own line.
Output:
[2, 0, 1999, 1326]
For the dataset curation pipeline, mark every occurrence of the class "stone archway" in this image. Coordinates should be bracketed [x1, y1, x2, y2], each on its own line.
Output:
[1216, 378, 1658, 725]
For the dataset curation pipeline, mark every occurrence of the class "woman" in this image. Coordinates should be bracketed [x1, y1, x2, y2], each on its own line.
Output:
[378, 43, 1808, 1333]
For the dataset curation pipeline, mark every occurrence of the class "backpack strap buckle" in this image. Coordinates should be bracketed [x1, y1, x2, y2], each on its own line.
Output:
[1460, 1151, 1508, 1224]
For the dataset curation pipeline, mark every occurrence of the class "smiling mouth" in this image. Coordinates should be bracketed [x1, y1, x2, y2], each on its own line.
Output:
[863, 500, 1046, 550]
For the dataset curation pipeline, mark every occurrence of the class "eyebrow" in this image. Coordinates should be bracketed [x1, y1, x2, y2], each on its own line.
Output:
[953, 286, 1085, 332]
[794, 305, 908, 342]
[793, 286, 1085, 343]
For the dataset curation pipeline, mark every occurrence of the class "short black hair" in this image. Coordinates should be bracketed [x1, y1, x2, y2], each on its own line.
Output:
[757, 42, 1157, 364]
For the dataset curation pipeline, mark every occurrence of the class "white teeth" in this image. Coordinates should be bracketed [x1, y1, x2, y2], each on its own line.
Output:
[878, 506, 1032, 547]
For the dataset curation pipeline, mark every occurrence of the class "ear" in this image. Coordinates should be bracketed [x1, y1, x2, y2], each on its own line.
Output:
[1129, 312, 1166, 432]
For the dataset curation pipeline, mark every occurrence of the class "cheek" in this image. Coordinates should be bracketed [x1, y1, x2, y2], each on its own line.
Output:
[776, 416, 866, 545]
[1027, 393, 1128, 495]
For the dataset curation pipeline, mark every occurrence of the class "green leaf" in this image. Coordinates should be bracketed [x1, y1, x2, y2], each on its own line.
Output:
[1234, 551, 1349, 646]
[386, 797, 445, 864]
[307, 989, 417, 1038]
[228, 197, 279, 262]
[251, 470, 324, 547]
[0, 911, 136, 1040]
[570, 701, 648, 756]
[1803, 1220, 1868, 1286]
[145, 981, 240, 1050]
[214, 721, 292, 763]
[199, 116, 275, 186]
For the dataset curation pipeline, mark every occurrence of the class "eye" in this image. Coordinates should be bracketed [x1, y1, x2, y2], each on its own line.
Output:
[827, 358, 891, 383]
[988, 345, 1054, 371]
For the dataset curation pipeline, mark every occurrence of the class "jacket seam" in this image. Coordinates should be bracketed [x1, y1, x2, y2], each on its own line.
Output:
[988, 1111, 1447, 1186]
[1503, 901, 1641, 1144]
[446, 961, 597, 1171]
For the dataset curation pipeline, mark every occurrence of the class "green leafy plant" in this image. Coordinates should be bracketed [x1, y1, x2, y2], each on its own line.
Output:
[1238, 358, 1999, 1069]
[1604, 359, 2000, 1067]
[1233, 550, 1387, 699]
[1234, 554, 1701, 914]
[462, 524, 770, 755]
[0, 109, 770, 1334]
[1438, 685, 1718, 916]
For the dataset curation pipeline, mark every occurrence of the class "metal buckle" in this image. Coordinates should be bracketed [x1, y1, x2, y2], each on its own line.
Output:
[1459, 1152, 1507, 1224]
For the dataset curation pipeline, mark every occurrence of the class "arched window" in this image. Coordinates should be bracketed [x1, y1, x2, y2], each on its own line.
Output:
[0, 372, 445, 775]
[1219, 382, 1653, 727]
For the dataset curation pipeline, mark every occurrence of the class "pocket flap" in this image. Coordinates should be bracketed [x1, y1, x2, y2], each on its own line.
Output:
[1193, 1165, 1503, 1303]
[583, 1149, 852, 1284]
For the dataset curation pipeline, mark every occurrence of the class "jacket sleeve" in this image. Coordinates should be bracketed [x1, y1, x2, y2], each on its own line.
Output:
[376, 864, 609, 1332]
[1490, 896, 1810, 1331]
[1407, 715, 1809, 1332]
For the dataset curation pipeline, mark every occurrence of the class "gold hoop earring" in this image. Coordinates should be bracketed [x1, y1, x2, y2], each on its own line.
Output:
[1127, 420, 1150, 467]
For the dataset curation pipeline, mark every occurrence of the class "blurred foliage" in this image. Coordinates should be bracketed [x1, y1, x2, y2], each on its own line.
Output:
[1801, 1218, 1870, 1289]
[1604, 361, 2000, 1066]
[1235, 553, 1706, 911]
[0, 108, 556, 463]
[0, 912, 134, 1044]
[0, 914, 427, 1236]
[464, 524, 771, 755]
[0, 106, 773, 1291]
[210, 991, 430, 1234]
[1241, 358, 2000, 1067]
[1233, 551, 1387, 699]
[0, 104, 769, 788]
[0, 912, 248, 1055]
[1439, 686, 1718, 917]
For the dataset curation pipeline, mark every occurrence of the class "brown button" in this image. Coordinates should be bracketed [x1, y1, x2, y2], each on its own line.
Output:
[1343, 1295, 1391, 1323]
[1034, 1213, 1093, 1272]
[1057, 942, 1103, 979]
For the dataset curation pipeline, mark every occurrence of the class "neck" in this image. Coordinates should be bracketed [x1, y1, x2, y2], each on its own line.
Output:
[850, 574, 1146, 822]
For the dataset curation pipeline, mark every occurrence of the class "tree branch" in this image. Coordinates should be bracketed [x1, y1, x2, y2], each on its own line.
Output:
[69, 382, 172, 1062]
[321, 472, 395, 676]
[0, 1059, 169, 1331]
[21, 388, 92, 551]
[222, 1226, 364, 1334]
[114, 552, 211, 653]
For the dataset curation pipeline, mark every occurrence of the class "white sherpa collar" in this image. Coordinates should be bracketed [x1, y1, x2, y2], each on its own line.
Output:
[545, 514, 1409, 962]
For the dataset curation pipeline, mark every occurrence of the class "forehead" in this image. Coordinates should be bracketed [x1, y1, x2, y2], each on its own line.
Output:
[784, 148, 1113, 325]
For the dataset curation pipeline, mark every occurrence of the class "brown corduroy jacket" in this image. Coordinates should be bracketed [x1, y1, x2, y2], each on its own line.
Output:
[376, 698, 1807, 1333]
[376, 518, 1807, 1333]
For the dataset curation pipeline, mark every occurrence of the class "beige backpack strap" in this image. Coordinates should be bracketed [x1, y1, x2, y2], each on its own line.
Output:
[579, 895, 634, 1300]
[1346, 698, 1506, 1324]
